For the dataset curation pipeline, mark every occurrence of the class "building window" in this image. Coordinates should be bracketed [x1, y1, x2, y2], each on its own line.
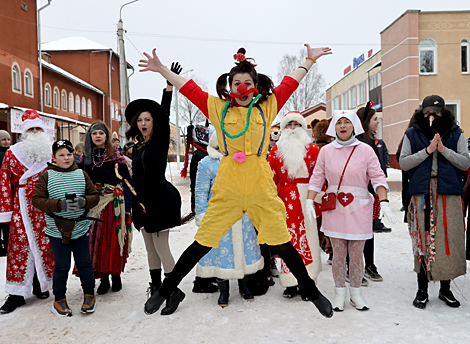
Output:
[377, 72, 382, 86]
[446, 101, 460, 124]
[12, 63, 21, 93]
[115, 105, 119, 121]
[332, 97, 339, 111]
[61, 90, 67, 110]
[111, 103, 114, 120]
[53, 87, 59, 108]
[87, 99, 92, 118]
[44, 83, 51, 107]
[75, 95, 80, 114]
[462, 39, 470, 74]
[24, 69, 33, 96]
[348, 86, 357, 109]
[69, 93, 74, 113]
[369, 74, 377, 91]
[81, 97, 86, 116]
[358, 82, 366, 105]
[341, 92, 348, 110]
[419, 39, 437, 75]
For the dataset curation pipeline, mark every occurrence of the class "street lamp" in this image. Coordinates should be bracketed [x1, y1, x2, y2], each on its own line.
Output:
[174, 69, 193, 170]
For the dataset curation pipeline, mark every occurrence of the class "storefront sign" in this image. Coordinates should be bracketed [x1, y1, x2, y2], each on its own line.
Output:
[10, 108, 56, 137]
[344, 65, 351, 75]
[353, 54, 365, 69]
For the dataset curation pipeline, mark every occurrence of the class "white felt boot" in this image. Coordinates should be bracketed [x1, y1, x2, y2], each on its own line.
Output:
[349, 286, 369, 311]
[332, 287, 347, 312]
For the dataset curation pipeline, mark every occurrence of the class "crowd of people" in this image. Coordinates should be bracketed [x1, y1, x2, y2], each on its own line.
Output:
[0, 45, 468, 318]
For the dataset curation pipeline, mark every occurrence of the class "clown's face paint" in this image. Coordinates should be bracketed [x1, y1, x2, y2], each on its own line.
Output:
[231, 73, 257, 107]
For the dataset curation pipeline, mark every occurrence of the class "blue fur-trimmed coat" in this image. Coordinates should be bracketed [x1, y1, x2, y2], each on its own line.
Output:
[195, 142, 264, 280]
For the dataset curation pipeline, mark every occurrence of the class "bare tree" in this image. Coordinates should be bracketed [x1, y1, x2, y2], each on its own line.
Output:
[173, 74, 208, 127]
[276, 49, 326, 118]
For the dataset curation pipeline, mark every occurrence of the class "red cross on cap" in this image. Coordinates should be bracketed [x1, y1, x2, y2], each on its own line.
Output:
[341, 111, 346, 114]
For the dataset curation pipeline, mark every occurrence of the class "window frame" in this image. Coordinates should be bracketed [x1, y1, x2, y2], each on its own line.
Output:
[75, 95, 80, 115]
[348, 86, 357, 109]
[61, 90, 67, 111]
[24, 68, 33, 97]
[419, 39, 438, 75]
[12, 62, 21, 94]
[44, 83, 52, 107]
[87, 99, 92, 118]
[69, 92, 74, 113]
[332, 97, 339, 111]
[357, 82, 366, 106]
[341, 92, 348, 110]
[53, 87, 60, 109]
[81, 97, 86, 116]
[462, 39, 470, 74]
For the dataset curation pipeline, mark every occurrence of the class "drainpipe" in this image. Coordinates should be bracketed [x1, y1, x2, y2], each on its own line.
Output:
[108, 50, 113, 128]
[37, 0, 52, 112]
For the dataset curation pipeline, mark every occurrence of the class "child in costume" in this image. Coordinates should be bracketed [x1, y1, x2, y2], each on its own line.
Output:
[140, 45, 334, 318]
[195, 130, 263, 307]
[33, 140, 100, 316]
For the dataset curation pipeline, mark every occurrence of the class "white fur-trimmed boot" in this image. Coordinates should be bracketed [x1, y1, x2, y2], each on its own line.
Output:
[349, 286, 369, 311]
[332, 287, 347, 312]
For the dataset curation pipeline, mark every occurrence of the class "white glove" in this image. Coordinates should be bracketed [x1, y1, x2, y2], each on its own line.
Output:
[305, 199, 316, 227]
[380, 201, 396, 224]
[195, 213, 205, 227]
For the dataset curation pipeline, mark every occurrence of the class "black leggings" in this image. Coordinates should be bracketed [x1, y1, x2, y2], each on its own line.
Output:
[159, 240, 318, 299]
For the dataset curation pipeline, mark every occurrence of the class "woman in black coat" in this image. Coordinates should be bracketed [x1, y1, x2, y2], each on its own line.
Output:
[125, 62, 183, 315]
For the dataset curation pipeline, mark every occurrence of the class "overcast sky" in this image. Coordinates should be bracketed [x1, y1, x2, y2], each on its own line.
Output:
[37, 0, 468, 105]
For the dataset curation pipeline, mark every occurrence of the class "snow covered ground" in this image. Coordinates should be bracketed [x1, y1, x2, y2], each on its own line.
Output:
[1, 169, 470, 344]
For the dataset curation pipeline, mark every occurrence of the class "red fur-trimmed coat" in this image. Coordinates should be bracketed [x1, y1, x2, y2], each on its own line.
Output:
[0, 147, 54, 297]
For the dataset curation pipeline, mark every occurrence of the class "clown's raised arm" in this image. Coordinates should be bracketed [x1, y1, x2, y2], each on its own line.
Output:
[288, 44, 332, 83]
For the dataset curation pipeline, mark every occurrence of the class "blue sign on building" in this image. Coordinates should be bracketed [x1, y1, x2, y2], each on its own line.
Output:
[353, 54, 365, 69]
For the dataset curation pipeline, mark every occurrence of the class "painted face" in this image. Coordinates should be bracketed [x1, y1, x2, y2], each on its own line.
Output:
[285, 121, 301, 129]
[54, 148, 74, 169]
[368, 114, 379, 133]
[0, 137, 11, 147]
[137, 111, 154, 139]
[26, 127, 44, 134]
[91, 130, 107, 148]
[231, 73, 257, 107]
[335, 117, 354, 141]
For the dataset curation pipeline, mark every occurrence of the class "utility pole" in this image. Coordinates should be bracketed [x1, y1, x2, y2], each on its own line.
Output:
[117, 0, 139, 144]
[37, 0, 52, 113]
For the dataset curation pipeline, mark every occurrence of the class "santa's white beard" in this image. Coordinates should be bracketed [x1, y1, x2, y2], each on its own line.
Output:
[20, 131, 52, 164]
[276, 127, 311, 178]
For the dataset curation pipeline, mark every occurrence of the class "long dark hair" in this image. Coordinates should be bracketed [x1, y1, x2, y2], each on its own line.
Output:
[356, 103, 376, 143]
[125, 109, 156, 141]
[216, 48, 274, 103]
[396, 108, 420, 161]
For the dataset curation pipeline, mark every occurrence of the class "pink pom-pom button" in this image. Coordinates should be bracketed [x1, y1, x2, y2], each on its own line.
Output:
[233, 152, 246, 163]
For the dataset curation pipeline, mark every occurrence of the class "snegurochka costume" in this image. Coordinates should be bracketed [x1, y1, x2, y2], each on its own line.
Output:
[145, 51, 333, 318]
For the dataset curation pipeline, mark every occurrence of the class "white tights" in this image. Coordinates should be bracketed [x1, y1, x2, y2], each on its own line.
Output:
[330, 238, 365, 288]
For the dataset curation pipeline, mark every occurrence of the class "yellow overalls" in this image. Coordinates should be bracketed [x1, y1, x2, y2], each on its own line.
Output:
[195, 94, 292, 248]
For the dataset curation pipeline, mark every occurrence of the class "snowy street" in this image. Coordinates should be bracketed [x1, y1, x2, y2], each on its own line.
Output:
[1, 167, 469, 344]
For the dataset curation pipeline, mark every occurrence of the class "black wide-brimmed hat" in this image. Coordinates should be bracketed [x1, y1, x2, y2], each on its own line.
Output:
[125, 98, 161, 125]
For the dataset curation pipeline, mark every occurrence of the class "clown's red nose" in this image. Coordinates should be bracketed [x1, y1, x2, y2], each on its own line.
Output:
[237, 83, 247, 94]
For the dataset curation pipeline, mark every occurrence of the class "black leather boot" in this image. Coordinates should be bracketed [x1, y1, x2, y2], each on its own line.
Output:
[0, 295, 26, 314]
[439, 280, 460, 308]
[413, 271, 429, 309]
[32, 272, 50, 299]
[111, 275, 122, 292]
[300, 283, 334, 318]
[147, 269, 162, 299]
[144, 291, 166, 315]
[160, 288, 186, 315]
[97, 275, 111, 295]
[217, 279, 230, 307]
[238, 276, 254, 301]
[192, 276, 219, 293]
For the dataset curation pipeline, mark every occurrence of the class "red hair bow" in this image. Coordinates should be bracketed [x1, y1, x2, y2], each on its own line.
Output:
[233, 53, 245, 62]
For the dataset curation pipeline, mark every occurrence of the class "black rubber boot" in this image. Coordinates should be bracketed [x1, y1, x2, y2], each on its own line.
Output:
[97, 275, 111, 295]
[147, 269, 161, 299]
[439, 280, 460, 308]
[412, 271, 429, 309]
[192, 276, 219, 293]
[217, 279, 230, 307]
[32, 272, 50, 299]
[238, 276, 254, 301]
[160, 288, 186, 315]
[111, 275, 122, 292]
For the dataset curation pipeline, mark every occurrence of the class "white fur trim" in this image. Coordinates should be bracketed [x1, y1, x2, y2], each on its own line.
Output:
[0, 211, 13, 223]
[22, 117, 45, 135]
[207, 146, 223, 160]
[326, 110, 364, 138]
[280, 112, 308, 131]
[195, 213, 205, 227]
